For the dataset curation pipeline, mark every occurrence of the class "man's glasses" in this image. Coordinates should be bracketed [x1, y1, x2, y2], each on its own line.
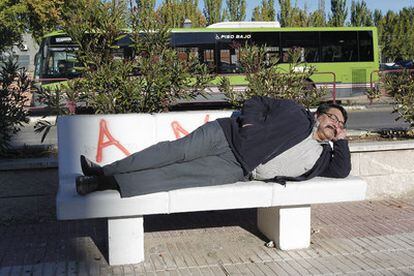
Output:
[324, 113, 345, 129]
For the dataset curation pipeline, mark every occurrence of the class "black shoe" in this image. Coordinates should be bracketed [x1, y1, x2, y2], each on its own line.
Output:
[76, 175, 99, 195]
[80, 155, 104, 176]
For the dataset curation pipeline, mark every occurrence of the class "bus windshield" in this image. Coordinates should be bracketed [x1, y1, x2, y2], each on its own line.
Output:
[45, 49, 80, 79]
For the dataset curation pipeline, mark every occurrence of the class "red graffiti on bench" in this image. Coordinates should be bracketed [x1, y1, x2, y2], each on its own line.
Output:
[171, 115, 210, 139]
[96, 119, 131, 163]
[95, 115, 211, 162]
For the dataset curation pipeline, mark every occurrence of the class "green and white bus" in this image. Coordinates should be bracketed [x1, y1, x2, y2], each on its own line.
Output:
[34, 24, 379, 100]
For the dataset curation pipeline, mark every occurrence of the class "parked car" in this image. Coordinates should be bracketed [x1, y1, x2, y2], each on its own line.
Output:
[395, 60, 414, 69]
[380, 60, 414, 71]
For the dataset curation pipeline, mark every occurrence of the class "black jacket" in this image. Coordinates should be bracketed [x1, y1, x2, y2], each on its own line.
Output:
[217, 96, 351, 184]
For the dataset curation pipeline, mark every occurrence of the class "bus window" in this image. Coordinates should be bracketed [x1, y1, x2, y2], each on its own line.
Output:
[265, 46, 279, 62]
[34, 52, 41, 81]
[45, 50, 80, 78]
[281, 32, 319, 63]
[219, 48, 243, 73]
[203, 49, 215, 69]
[321, 31, 358, 62]
[220, 49, 231, 65]
[112, 48, 125, 60]
[358, 31, 374, 62]
[176, 47, 199, 61]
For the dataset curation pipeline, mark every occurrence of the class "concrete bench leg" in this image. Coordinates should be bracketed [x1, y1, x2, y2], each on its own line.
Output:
[108, 216, 144, 265]
[257, 205, 311, 250]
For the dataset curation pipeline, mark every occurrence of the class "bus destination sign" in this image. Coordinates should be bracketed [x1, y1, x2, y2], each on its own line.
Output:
[215, 34, 252, 40]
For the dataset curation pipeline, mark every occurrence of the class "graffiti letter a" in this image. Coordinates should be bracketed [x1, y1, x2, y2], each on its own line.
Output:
[96, 119, 130, 162]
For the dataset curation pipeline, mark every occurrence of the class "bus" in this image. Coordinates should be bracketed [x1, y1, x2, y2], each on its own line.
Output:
[34, 24, 379, 101]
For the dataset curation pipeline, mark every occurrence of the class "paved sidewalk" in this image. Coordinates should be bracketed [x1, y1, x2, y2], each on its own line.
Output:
[1, 194, 414, 275]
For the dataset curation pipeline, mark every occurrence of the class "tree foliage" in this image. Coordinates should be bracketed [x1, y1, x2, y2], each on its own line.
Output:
[218, 46, 327, 109]
[372, 9, 382, 27]
[277, 0, 325, 27]
[63, 0, 128, 68]
[376, 8, 414, 61]
[251, 0, 275, 21]
[134, 0, 157, 28]
[203, 0, 223, 25]
[0, 0, 26, 53]
[0, 55, 30, 155]
[308, 10, 326, 27]
[328, 0, 347, 26]
[157, 0, 206, 28]
[350, 0, 372, 27]
[24, 0, 64, 43]
[224, 0, 246, 21]
[277, 0, 292, 26]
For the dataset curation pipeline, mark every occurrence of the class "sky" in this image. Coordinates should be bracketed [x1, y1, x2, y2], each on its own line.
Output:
[155, 0, 414, 21]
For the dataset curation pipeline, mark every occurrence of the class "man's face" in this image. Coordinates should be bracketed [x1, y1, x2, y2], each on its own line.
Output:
[315, 108, 345, 141]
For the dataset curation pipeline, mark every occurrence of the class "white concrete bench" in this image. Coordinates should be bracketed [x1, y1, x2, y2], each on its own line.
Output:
[57, 111, 367, 266]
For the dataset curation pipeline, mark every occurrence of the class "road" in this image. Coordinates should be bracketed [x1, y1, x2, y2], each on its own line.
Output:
[9, 105, 411, 149]
[347, 105, 410, 130]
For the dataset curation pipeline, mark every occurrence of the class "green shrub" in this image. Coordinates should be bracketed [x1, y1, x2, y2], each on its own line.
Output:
[218, 45, 327, 109]
[382, 70, 414, 127]
[34, 1, 214, 141]
[0, 55, 30, 155]
[61, 1, 213, 114]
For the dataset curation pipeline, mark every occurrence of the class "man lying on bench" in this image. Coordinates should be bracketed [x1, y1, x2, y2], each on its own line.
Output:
[76, 96, 351, 197]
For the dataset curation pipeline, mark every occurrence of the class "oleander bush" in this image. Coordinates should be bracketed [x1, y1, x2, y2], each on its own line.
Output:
[382, 70, 414, 127]
[0, 55, 30, 155]
[34, 0, 213, 141]
[218, 45, 327, 109]
[62, 0, 213, 114]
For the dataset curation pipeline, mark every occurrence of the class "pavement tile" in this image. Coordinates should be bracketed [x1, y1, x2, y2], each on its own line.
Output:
[283, 259, 310, 276]
[244, 262, 266, 275]
[255, 262, 280, 275]
[207, 265, 225, 275]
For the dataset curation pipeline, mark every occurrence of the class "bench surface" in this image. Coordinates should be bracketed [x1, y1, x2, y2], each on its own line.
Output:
[57, 176, 366, 220]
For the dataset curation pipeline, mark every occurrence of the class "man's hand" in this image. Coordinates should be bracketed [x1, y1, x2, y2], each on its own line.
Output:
[333, 127, 347, 141]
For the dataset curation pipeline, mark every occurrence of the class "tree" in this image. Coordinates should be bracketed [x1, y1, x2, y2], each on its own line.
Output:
[24, 0, 64, 43]
[350, 0, 372, 27]
[24, 0, 93, 43]
[395, 8, 414, 60]
[157, 0, 206, 28]
[203, 0, 223, 25]
[291, 5, 312, 27]
[309, 10, 326, 27]
[378, 9, 414, 61]
[251, 0, 275, 21]
[134, 0, 157, 28]
[0, 0, 26, 53]
[278, 0, 312, 27]
[63, 0, 128, 67]
[278, 0, 292, 26]
[380, 10, 398, 61]
[225, 0, 246, 21]
[373, 9, 383, 27]
[328, 0, 347, 27]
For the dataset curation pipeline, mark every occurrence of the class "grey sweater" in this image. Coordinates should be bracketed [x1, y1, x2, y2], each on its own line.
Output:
[252, 132, 324, 180]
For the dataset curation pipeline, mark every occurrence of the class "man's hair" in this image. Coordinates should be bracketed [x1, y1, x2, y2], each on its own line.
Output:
[316, 102, 348, 124]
